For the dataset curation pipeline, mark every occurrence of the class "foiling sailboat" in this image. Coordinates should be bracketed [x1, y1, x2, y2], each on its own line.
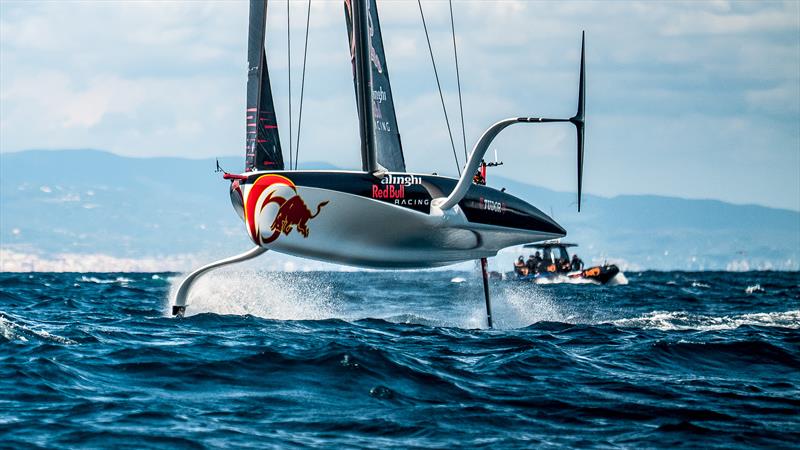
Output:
[172, 0, 587, 328]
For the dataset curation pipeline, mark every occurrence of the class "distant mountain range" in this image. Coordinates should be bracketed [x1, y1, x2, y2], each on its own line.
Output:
[1, 149, 797, 271]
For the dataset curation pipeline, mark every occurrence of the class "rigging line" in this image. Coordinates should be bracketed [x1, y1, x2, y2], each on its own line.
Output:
[287, 0, 293, 170]
[449, 0, 468, 161]
[449, 0, 469, 160]
[294, 0, 311, 170]
[417, 0, 461, 176]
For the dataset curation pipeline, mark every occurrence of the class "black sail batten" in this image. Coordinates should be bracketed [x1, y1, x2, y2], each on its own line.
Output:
[345, 0, 406, 173]
[246, 0, 284, 172]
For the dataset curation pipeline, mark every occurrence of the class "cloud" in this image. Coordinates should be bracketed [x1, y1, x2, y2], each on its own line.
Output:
[0, 0, 798, 209]
[660, 6, 797, 36]
[745, 82, 800, 115]
[1, 71, 241, 155]
[2, 72, 146, 128]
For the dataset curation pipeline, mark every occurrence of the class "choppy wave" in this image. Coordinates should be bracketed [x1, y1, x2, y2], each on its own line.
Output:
[745, 283, 766, 294]
[0, 312, 76, 344]
[1, 270, 798, 448]
[609, 310, 800, 331]
[79, 275, 132, 285]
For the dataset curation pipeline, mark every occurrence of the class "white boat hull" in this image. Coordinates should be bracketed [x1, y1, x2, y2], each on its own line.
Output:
[237, 171, 565, 269]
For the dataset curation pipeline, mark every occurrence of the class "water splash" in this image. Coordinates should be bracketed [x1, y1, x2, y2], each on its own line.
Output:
[167, 270, 341, 320]
[608, 272, 629, 285]
[497, 283, 576, 327]
[456, 282, 573, 330]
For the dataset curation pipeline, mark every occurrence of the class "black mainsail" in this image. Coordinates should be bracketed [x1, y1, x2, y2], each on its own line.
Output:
[345, 0, 406, 173]
[246, 0, 284, 172]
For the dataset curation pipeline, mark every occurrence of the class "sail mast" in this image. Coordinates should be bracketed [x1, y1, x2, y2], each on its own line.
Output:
[246, 0, 284, 172]
[350, 0, 376, 172]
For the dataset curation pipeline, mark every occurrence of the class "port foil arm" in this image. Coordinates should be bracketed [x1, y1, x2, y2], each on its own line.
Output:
[171, 246, 268, 316]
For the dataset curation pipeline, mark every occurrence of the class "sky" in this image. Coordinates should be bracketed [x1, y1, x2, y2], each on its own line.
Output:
[1, 0, 798, 211]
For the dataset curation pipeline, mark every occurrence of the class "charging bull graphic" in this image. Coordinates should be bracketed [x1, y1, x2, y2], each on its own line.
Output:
[244, 174, 328, 245]
[271, 196, 328, 238]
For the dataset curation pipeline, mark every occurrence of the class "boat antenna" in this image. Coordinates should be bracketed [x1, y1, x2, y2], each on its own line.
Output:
[449, 0, 468, 161]
[486, 148, 503, 168]
[214, 158, 227, 174]
[294, 0, 312, 170]
[418, 0, 461, 176]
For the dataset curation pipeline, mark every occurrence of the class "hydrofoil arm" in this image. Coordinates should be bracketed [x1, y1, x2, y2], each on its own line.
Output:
[436, 32, 586, 212]
[437, 118, 529, 210]
[171, 246, 268, 316]
[435, 115, 580, 211]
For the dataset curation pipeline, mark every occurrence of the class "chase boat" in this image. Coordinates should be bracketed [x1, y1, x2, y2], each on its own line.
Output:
[512, 242, 621, 285]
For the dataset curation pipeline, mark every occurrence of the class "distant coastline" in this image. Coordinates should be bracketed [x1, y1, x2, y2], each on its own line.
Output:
[1, 150, 798, 272]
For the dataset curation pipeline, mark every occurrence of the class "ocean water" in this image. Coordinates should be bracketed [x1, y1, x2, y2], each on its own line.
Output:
[1, 270, 798, 449]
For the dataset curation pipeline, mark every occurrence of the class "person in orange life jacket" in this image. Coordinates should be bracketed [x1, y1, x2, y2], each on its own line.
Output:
[514, 256, 527, 276]
[473, 170, 486, 186]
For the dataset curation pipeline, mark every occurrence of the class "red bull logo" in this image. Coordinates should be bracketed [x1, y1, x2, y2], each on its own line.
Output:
[244, 175, 328, 245]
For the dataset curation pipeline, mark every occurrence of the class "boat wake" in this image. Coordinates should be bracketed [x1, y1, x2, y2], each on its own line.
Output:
[350, 286, 570, 330]
[166, 270, 577, 330]
[511, 272, 628, 286]
[166, 270, 795, 333]
[607, 272, 629, 285]
[532, 275, 597, 285]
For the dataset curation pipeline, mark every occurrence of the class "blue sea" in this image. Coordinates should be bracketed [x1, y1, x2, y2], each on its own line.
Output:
[1, 270, 798, 448]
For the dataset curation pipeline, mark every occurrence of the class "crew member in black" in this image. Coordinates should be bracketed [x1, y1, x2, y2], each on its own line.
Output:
[529, 251, 543, 274]
[571, 254, 584, 272]
[525, 254, 537, 274]
[473, 170, 486, 186]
